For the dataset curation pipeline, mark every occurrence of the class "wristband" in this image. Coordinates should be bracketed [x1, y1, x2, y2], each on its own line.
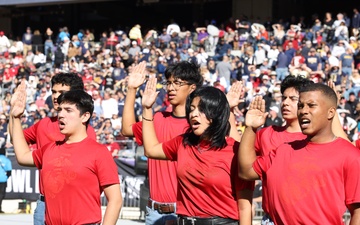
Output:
[142, 115, 153, 121]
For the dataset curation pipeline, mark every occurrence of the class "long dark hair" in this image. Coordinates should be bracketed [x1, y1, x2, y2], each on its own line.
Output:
[182, 86, 230, 150]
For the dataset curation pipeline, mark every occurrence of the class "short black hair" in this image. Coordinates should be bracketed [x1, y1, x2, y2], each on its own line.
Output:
[300, 83, 337, 107]
[281, 75, 314, 94]
[183, 86, 230, 149]
[57, 90, 94, 126]
[51, 73, 84, 91]
[165, 61, 203, 88]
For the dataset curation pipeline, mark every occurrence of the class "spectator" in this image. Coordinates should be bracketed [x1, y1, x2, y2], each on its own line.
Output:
[104, 134, 120, 158]
[32, 30, 43, 54]
[44, 27, 54, 56]
[101, 89, 118, 119]
[128, 41, 141, 57]
[0, 31, 10, 54]
[275, 46, 289, 81]
[129, 24, 143, 44]
[22, 27, 33, 57]
[216, 55, 233, 91]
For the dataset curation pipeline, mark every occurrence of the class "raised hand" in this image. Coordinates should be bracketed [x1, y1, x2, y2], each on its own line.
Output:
[127, 61, 147, 89]
[245, 96, 268, 129]
[10, 80, 27, 118]
[226, 81, 244, 109]
[142, 76, 158, 109]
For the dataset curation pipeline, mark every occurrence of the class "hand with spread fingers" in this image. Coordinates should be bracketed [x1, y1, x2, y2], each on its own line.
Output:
[226, 81, 245, 109]
[127, 61, 147, 89]
[142, 76, 159, 109]
[245, 96, 268, 129]
[10, 81, 27, 118]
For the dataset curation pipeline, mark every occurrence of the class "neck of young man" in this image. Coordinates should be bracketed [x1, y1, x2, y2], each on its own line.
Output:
[172, 104, 186, 118]
[308, 130, 336, 144]
[64, 131, 88, 144]
[285, 118, 302, 133]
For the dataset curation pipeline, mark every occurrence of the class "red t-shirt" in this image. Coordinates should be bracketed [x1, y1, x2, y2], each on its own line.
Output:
[132, 111, 188, 203]
[32, 137, 119, 225]
[24, 116, 97, 194]
[253, 138, 360, 225]
[255, 125, 306, 214]
[162, 136, 253, 219]
[355, 139, 360, 149]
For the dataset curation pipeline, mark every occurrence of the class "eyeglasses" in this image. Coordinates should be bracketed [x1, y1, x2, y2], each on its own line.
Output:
[162, 80, 191, 90]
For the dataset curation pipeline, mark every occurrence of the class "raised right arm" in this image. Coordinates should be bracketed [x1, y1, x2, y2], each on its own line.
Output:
[238, 96, 267, 180]
[121, 61, 147, 136]
[9, 81, 35, 166]
[142, 77, 167, 159]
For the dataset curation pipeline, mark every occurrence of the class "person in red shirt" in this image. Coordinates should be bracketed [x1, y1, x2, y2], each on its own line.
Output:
[10, 86, 122, 225]
[121, 61, 204, 225]
[142, 79, 253, 224]
[252, 75, 349, 224]
[105, 134, 120, 158]
[239, 83, 360, 224]
[11, 73, 97, 225]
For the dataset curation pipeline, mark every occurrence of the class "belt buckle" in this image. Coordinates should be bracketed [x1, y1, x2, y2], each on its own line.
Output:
[186, 217, 196, 225]
[157, 205, 163, 214]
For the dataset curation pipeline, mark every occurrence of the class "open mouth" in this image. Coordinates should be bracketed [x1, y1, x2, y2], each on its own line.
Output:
[191, 121, 200, 129]
[59, 120, 65, 130]
[299, 118, 310, 128]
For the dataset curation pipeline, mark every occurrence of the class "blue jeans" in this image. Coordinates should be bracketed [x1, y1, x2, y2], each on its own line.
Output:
[44, 41, 54, 55]
[276, 67, 288, 81]
[145, 205, 177, 225]
[33, 199, 45, 225]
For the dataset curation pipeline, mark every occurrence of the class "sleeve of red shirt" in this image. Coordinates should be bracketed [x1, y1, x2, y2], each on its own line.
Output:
[95, 145, 120, 186]
[253, 150, 276, 180]
[32, 143, 50, 169]
[24, 122, 39, 144]
[132, 121, 143, 145]
[87, 125, 97, 140]
[162, 135, 183, 161]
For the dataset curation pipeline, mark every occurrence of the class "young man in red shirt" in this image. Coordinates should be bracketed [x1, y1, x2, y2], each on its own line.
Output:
[14, 73, 97, 225]
[239, 84, 360, 224]
[250, 75, 348, 224]
[121, 61, 203, 225]
[10, 84, 122, 225]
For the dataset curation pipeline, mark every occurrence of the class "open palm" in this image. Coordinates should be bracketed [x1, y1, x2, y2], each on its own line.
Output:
[245, 96, 268, 129]
[127, 61, 147, 89]
[142, 77, 158, 109]
[226, 81, 244, 108]
[10, 81, 26, 118]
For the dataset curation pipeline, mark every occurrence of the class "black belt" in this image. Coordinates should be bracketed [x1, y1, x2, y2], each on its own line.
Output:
[178, 216, 238, 225]
[84, 223, 101, 225]
[39, 194, 45, 202]
[148, 199, 175, 214]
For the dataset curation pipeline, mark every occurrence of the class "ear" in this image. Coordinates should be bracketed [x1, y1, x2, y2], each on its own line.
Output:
[189, 84, 196, 93]
[81, 112, 91, 124]
[328, 107, 336, 120]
